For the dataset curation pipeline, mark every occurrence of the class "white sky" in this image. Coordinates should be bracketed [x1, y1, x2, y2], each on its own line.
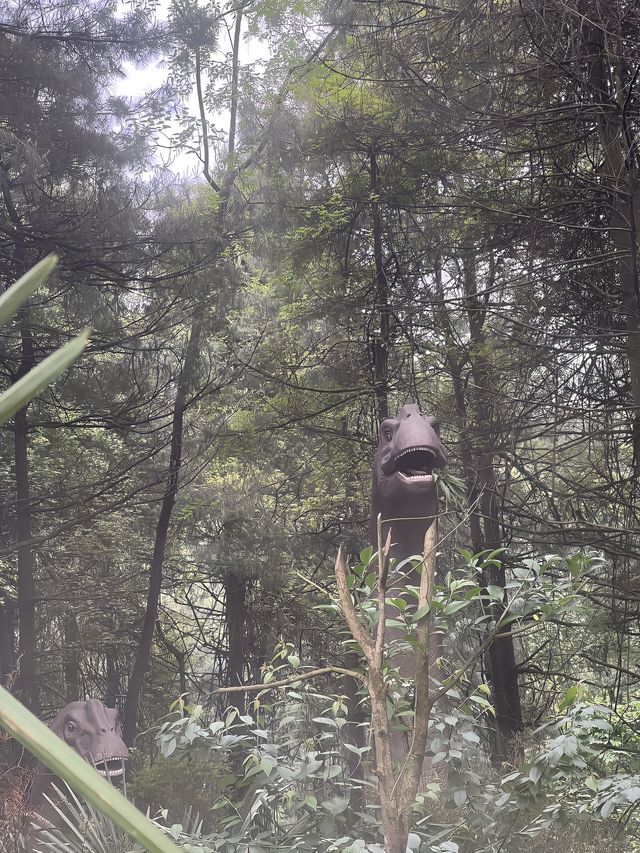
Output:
[113, 6, 271, 179]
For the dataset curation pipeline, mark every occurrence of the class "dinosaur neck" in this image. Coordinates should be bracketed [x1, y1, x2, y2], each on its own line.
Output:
[371, 493, 438, 560]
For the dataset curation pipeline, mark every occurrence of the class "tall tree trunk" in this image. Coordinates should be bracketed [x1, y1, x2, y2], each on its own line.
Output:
[0, 601, 15, 687]
[122, 312, 202, 744]
[105, 647, 120, 708]
[14, 313, 40, 714]
[1, 168, 38, 711]
[370, 147, 389, 422]
[586, 21, 640, 463]
[224, 573, 247, 709]
[445, 254, 523, 762]
[63, 613, 81, 702]
[341, 150, 393, 797]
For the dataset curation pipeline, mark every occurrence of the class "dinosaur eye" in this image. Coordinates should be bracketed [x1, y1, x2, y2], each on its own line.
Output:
[384, 430, 393, 441]
[66, 721, 76, 733]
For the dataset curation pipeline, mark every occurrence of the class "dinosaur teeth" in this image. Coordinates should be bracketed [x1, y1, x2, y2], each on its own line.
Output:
[395, 447, 437, 478]
[395, 447, 437, 462]
[94, 757, 126, 778]
[396, 446, 435, 459]
[398, 472, 433, 481]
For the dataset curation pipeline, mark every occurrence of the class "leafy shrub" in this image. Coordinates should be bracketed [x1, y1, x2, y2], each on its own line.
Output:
[129, 758, 230, 831]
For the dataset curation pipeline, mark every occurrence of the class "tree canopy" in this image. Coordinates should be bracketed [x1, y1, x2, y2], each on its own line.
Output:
[0, 2, 639, 851]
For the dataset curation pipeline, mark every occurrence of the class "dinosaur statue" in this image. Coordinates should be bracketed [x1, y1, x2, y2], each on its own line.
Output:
[372, 403, 447, 560]
[29, 699, 129, 805]
[372, 402, 447, 766]
[344, 402, 448, 790]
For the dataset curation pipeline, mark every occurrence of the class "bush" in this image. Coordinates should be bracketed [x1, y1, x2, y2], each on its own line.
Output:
[129, 757, 230, 831]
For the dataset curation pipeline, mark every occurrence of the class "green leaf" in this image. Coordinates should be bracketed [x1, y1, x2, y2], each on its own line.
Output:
[484, 548, 507, 562]
[529, 763, 543, 784]
[0, 685, 181, 853]
[443, 600, 469, 615]
[453, 788, 467, 806]
[0, 254, 58, 327]
[486, 585, 504, 602]
[585, 775, 599, 791]
[462, 730, 480, 744]
[600, 797, 616, 818]
[412, 603, 431, 621]
[0, 329, 89, 425]
[359, 546, 373, 565]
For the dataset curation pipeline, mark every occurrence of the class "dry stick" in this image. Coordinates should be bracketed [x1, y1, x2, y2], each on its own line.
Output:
[374, 515, 391, 666]
[395, 521, 438, 822]
[335, 545, 375, 665]
[208, 666, 366, 697]
[335, 521, 407, 853]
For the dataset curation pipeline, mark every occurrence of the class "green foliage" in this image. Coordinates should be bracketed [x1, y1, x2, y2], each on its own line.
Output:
[129, 758, 229, 831]
[451, 699, 639, 851]
[0, 258, 177, 851]
[151, 693, 370, 851]
[0, 256, 88, 426]
[25, 784, 144, 853]
[0, 686, 181, 853]
[115, 545, 635, 853]
[21, 785, 211, 853]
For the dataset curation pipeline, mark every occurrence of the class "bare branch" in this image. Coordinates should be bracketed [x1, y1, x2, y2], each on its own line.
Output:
[208, 665, 367, 696]
[335, 545, 375, 661]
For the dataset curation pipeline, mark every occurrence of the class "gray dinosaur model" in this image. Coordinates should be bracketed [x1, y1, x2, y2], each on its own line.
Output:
[49, 698, 129, 778]
[371, 402, 447, 766]
[372, 402, 447, 558]
[29, 698, 129, 806]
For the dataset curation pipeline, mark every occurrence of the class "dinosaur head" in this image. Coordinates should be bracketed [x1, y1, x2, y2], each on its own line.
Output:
[372, 403, 447, 546]
[50, 699, 129, 779]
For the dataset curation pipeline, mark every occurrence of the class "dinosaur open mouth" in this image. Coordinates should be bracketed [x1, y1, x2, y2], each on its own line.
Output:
[94, 757, 126, 778]
[395, 447, 437, 481]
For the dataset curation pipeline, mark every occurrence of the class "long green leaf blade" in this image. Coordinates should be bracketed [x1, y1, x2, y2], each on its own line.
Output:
[0, 254, 58, 327]
[0, 686, 182, 853]
[0, 329, 89, 425]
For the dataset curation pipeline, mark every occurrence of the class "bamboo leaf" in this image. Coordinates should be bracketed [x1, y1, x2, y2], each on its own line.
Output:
[0, 329, 89, 425]
[0, 254, 58, 327]
[0, 686, 182, 853]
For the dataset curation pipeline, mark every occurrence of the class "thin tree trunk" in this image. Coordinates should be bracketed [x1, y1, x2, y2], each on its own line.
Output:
[63, 613, 81, 702]
[105, 648, 120, 708]
[451, 254, 523, 762]
[228, 4, 243, 159]
[1, 168, 39, 712]
[342, 147, 392, 795]
[123, 312, 202, 744]
[370, 147, 389, 422]
[14, 313, 39, 714]
[0, 602, 15, 687]
[156, 619, 187, 698]
[224, 573, 247, 709]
